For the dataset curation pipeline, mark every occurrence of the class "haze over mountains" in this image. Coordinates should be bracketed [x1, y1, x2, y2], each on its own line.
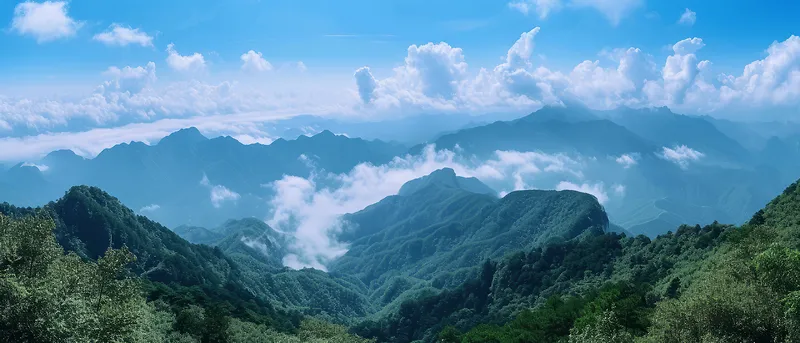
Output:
[2, 105, 798, 246]
[5, 105, 800, 342]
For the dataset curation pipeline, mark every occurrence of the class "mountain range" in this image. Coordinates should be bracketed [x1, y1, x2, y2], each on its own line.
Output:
[4, 106, 800, 242]
[5, 156, 800, 341]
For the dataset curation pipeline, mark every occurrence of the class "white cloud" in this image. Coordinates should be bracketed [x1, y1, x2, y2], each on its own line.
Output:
[21, 162, 49, 172]
[240, 50, 273, 72]
[555, 181, 609, 204]
[241, 237, 273, 256]
[403, 42, 468, 99]
[354, 67, 378, 104]
[297, 62, 308, 72]
[0, 107, 328, 163]
[643, 38, 709, 106]
[166, 43, 206, 72]
[11, 1, 82, 43]
[508, 0, 641, 25]
[678, 8, 697, 26]
[659, 145, 704, 169]
[267, 145, 587, 270]
[100, 62, 157, 94]
[672, 37, 705, 55]
[508, 0, 562, 19]
[571, 0, 642, 26]
[5, 27, 800, 145]
[93, 24, 153, 47]
[614, 153, 638, 168]
[200, 174, 241, 208]
[718, 35, 800, 109]
[139, 204, 160, 213]
[210, 185, 240, 208]
[612, 184, 626, 196]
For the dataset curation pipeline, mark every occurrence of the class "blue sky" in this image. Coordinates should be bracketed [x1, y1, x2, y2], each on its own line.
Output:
[0, 0, 799, 161]
[3, 0, 797, 76]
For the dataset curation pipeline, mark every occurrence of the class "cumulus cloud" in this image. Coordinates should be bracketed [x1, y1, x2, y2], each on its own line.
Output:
[555, 181, 609, 204]
[403, 42, 468, 99]
[93, 24, 154, 47]
[11, 1, 82, 43]
[508, 0, 641, 25]
[100, 62, 157, 94]
[614, 153, 638, 168]
[139, 204, 160, 213]
[166, 43, 206, 72]
[296, 62, 308, 72]
[266, 145, 588, 270]
[678, 8, 697, 26]
[6, 26, 800, 145]
[643, 38, 709, 106]
[718, 35, 800, 109]
[240, 50, 273, 72]
[354, 67, 378, 104]
[659, 145, 704, 169]
[612, 184, 626, 196]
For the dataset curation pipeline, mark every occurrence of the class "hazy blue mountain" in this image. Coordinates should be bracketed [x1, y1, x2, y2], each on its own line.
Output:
[0, 128, 406, 229]
[598, 107, 752, 166]
[270, 112, 526, 145]
[413, 106, 787, 237]
[173, 224, 224, 245]
[413, 109, 654, 158]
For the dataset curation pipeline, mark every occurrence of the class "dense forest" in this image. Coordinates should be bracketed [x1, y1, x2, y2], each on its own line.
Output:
[353, 180, 800, 342]
[4, 175, 800, 342]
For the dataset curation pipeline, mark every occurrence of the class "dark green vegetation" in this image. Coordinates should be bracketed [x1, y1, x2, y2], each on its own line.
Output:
[331, 168, 608, 310]
[349, 178, 800, 342]
[4, 167, 800, 342]
[0, 188, 375, 342]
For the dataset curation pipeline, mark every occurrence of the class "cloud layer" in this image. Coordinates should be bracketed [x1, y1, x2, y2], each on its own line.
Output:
[3, 25, 800, 160]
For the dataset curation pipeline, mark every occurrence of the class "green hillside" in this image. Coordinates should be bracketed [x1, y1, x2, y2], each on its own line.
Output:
[352, 178, 800, 342]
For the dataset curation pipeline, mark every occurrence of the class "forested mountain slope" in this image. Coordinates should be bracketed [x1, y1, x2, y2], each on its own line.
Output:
[331, 168, 608, 312]
[354, 177, 800, 343]
[0, 186, 374, 328]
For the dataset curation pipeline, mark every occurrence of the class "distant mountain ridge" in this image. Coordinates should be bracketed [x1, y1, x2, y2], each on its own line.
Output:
[0, 129, 406, 229]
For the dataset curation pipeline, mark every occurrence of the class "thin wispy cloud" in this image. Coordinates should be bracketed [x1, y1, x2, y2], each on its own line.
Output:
[678, 8, 697, 26]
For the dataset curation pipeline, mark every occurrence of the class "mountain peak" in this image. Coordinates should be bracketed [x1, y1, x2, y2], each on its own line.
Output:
[158, 127, 208, 147]
[398, 168, 495, 196]
[314, 130, 337, 138]
[520, 105, 598, 124]
[44, 149, 81, 160]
